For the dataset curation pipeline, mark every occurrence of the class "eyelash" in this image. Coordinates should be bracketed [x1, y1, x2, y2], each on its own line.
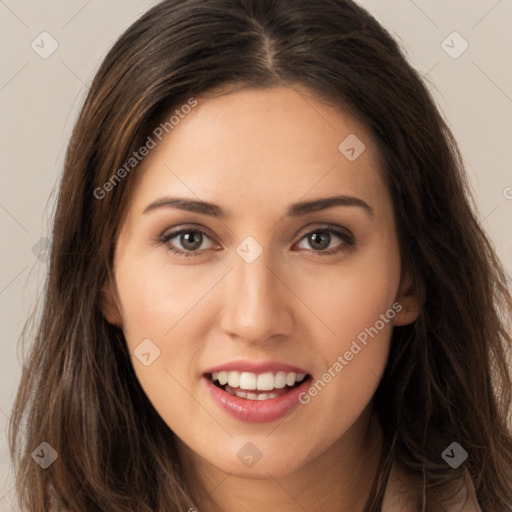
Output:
[159, 225, 355, 258]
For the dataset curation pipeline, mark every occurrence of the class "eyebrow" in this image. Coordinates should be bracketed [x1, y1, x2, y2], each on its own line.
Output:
[143, 195, 374, 219]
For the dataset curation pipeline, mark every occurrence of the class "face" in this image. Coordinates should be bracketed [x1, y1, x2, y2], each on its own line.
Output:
[103, 85, 419, 480]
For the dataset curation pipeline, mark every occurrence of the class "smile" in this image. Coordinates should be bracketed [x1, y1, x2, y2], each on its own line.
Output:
[202, 364, 313, 423]
[208, 370, 308, 400]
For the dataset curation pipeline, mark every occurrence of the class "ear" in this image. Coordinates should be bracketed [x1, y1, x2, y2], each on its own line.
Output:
[394, 270, 422, 326]
[99, 280, 123, 327]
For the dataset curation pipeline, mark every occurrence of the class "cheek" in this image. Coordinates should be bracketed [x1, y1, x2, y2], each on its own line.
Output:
[295, 236, 401, 410]
[113, 257, 210, 433]
[113, 254, 224, 404]
[114, 255, 217, 344]
[298, 236, 401, 345]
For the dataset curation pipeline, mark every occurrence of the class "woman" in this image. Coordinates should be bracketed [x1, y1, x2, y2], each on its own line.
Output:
[9, 0, 512, 510]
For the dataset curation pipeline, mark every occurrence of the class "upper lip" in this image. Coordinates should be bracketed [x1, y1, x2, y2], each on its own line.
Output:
[203, 360, 310, 376]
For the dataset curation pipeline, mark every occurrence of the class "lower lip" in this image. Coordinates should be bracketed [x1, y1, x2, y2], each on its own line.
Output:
[203, 375, 312, 423]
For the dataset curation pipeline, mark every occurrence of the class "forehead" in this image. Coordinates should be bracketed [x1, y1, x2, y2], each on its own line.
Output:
[128, 86, 389, 221]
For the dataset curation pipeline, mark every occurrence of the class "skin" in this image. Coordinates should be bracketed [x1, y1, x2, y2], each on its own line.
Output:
[102, 85, 424, 511]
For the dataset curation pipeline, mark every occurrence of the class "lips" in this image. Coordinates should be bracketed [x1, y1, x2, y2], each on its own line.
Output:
[202, 360, 312, 422]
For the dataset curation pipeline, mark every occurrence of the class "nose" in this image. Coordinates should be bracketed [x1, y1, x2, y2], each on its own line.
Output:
[218, 248, 294, 345]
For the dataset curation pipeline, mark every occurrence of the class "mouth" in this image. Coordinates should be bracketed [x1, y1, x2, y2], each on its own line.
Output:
[205, 370, 310, 401]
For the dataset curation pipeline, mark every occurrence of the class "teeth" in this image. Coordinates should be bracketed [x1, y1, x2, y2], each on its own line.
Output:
[234, 389, 247, 399]
[227, 371, 240, 387]
[217, 371, 229, 385]
[274, 371, 287, 389]
[239, 372, 257, 390]
[286, 372, 296, 386]
[257, 372, 274, 391]
[211, 370, 308, 390]
[225, 387, 280, 400]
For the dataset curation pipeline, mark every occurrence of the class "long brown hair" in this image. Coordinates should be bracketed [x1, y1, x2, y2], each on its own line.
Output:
[9, 0, 512, 510]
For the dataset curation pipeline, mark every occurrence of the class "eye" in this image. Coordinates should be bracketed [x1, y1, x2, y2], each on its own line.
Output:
[159, 224, 355, 258]
[160, 228, 217, 257]
[295, 225, 355, 256]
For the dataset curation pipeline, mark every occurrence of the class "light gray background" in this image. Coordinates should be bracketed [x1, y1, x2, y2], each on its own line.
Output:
[1, 1, 511, 509]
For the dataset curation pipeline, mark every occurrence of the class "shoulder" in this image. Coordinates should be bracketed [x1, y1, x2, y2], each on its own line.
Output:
[382, 462, 482, 512]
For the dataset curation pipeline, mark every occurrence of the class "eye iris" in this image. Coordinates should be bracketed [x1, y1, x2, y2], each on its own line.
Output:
[309, 231, 330, 250]
[181, 231, 202, 251]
